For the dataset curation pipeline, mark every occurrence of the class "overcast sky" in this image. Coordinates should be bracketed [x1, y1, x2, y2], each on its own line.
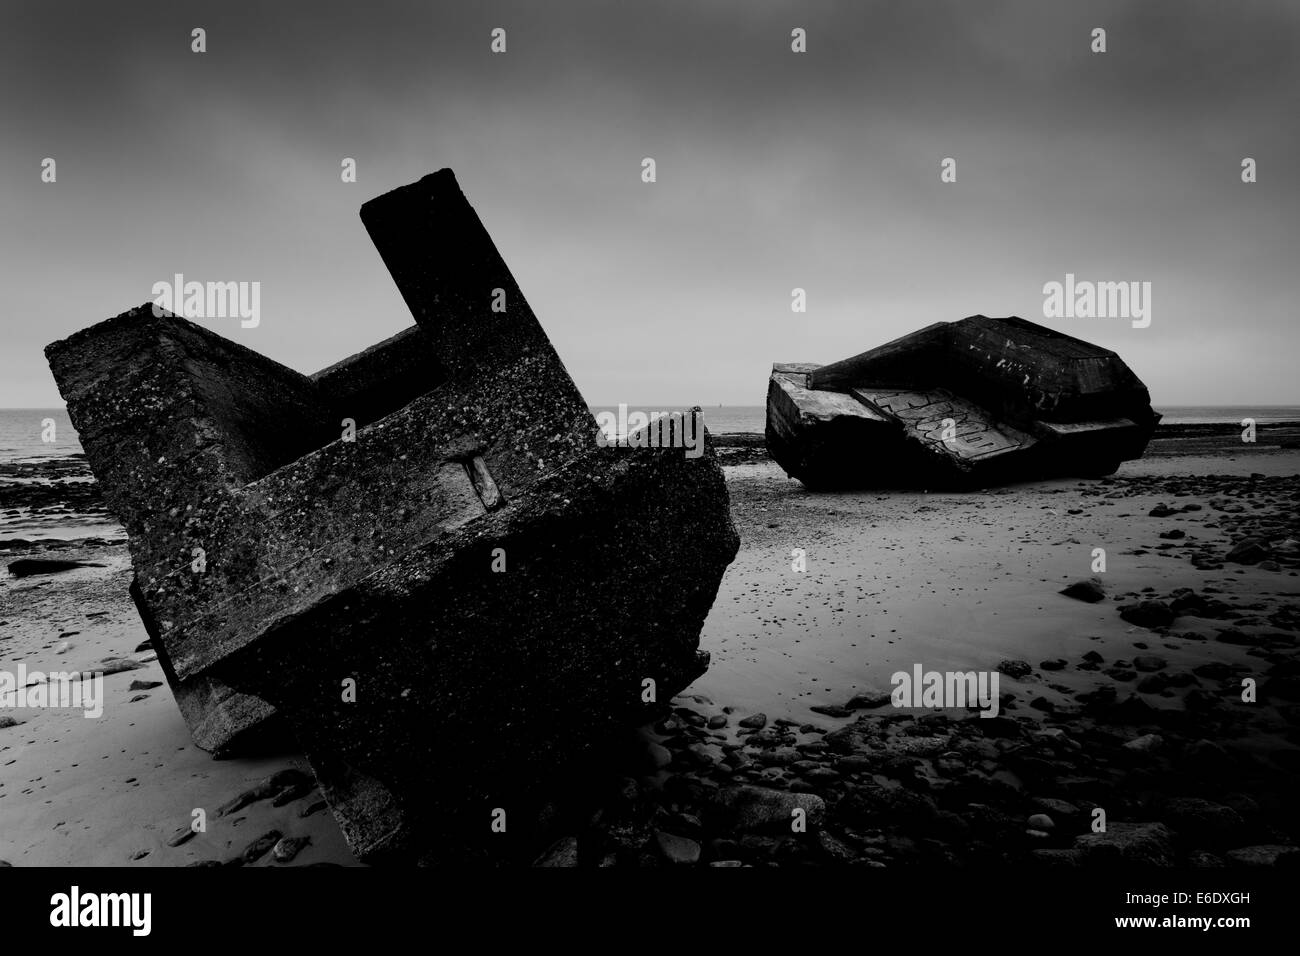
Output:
[2, 0, 1297, 407]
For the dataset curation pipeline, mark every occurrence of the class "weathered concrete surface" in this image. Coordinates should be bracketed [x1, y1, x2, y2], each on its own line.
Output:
[223, 420, 737, 863]
[769, 315, 1159, 489]
[45, 306, 335, 754]
[44, 168, 739, 862]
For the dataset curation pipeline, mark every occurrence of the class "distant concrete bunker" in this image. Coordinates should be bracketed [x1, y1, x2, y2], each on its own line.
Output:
[766, 315, 1160, 490]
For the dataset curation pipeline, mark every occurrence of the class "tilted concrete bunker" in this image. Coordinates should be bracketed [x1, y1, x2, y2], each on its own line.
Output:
[46, 169, 740, 862]
[767, 315, 1159, 489]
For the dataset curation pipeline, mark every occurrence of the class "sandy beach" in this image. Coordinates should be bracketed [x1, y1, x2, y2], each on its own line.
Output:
[2, 426, 1299, 867]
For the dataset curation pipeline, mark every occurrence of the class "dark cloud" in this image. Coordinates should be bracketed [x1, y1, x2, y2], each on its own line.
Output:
[2, 0, 1296, 405]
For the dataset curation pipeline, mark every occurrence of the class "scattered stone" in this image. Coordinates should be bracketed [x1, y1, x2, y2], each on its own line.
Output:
[1225, 539, 1268, 565]
[1060, 578, 1106, 603]
[6, 559, 103, 578]
[655, 831, 701, 865]
[298, 800, 329, 819]
[1119, 601, 1174, 629]
[845, 692, 891, 710]
[271, 781, 315, 807]
[1224, 845, 1300, 867]
[1124, 733, 1164, 753]
[240, 830, 283, 864]
[716, 786, 824, 832]
[1162, 798, 1244, 842]
[809, 704, 852, 718]
[738, 713, 768, 730]
[534, 836, 580, 867]
[217, 779, 280, 817]
[272, 836, 310, 863]
[166, 826, 196, 848]
[1074, 822, 1175, 867]
[999, 659, 1033, 680]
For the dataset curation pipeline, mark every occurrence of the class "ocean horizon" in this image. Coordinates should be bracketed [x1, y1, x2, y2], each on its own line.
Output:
[4, 404, 1300, 462]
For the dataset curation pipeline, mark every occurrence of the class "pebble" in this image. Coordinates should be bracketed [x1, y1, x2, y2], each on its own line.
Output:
[272, 836, 311, 863]
[240, 830, 283, 864]
[654, 831, 701, 865]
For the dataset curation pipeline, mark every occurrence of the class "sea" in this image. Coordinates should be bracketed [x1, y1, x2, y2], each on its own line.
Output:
[3, 405, 1300, 465]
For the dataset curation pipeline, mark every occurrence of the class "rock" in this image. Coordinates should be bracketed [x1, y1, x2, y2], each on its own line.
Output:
[1133, 655, 1167, 672]
[267, 768, 313, 790]
[706, 715, 728, 729]
[646, 741, 672, 769]
[836, 786, 938, 827]
[654, 831, 701, 865]
[809, 704, 852, 718]
[1225, 539, 1268, 565]
[1027, 813, 1056, 830]
[0, 716, 24, 730]
[1030, 848, 1083, 867]
[834, 755, 875, 774]
[1040, 659, 1068, 671]
[166, 826, 196, 848]
[1148, 504, 1179, 517]
[298, 799, 329, 818]
[1224, 845, 1300, 867]
[94, 658, 144, 676]
[1074, 823, 1176, 867]
[6, 559, 102, 577]
[1162, 798, 1244, 843]
[1193, 662, 1232, 679]
[533, 836, 580, 867]
[1119, 600, 1174, 629]
[845, 691, 892, 710]
[1060, 578, 1106, 603]
[271, 781, 315, 807]
[217, 779, 280, 817]
[1158, 529, 1186, 540]
[999, 659, 1033, 680]
[240, 830, 283, 864]
[272, 836, 310, 863]
[715, 786, 825, 832]
[738, 713, 768, 730]
[128, 679, 163, 691]
[1135, 674, 1168, 694]
[1123, 733, 1164, 753]
[1033, 798, 1080, 821]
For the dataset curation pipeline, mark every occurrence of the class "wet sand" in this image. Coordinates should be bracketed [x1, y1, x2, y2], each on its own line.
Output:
[2, 436, 1298, 867]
